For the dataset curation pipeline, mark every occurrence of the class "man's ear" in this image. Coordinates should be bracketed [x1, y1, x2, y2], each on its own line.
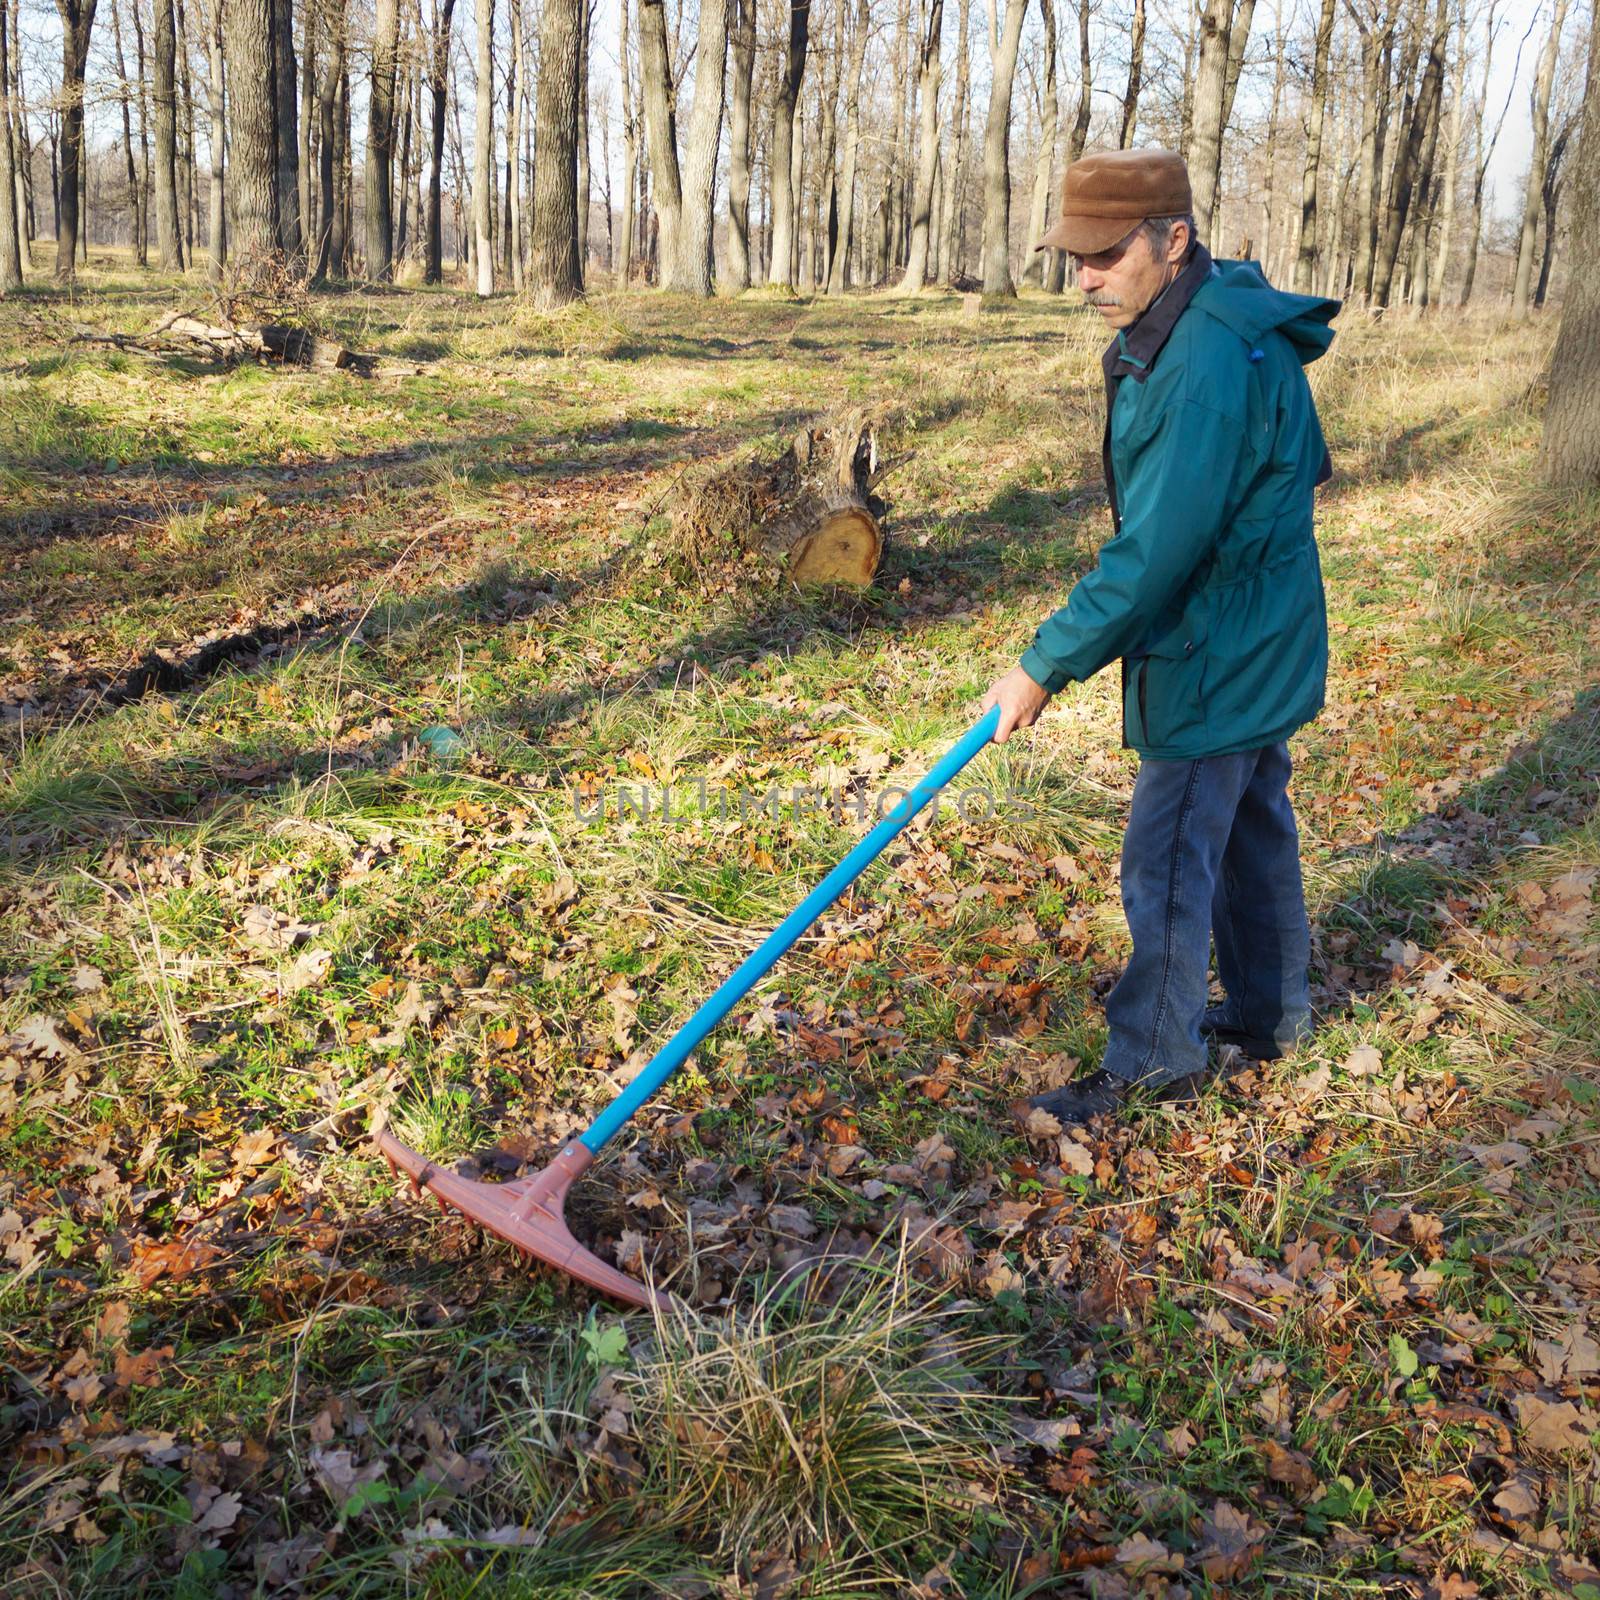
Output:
[1168, 223, 1191, 266]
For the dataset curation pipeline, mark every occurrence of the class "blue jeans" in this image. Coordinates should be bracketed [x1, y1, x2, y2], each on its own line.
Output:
[1101, 742, 1313, 1086]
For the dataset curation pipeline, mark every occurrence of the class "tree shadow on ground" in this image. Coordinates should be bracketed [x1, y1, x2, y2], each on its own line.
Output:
[0, 465, 1107, 859]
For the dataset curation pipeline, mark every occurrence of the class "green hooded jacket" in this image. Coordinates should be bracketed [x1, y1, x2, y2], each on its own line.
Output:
[1020, 248, 1341, 760]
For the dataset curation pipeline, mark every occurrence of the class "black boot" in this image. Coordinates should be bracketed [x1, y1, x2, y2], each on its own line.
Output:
[1201, 1018, 1288, 1060]
[1024, 1068, 1129, 1125]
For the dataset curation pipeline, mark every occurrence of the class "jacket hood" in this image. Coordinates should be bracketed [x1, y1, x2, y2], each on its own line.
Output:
[1192, 258, 1340, 366]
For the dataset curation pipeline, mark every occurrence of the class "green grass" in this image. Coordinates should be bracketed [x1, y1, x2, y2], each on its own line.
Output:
[0, 254, 1595, 1597]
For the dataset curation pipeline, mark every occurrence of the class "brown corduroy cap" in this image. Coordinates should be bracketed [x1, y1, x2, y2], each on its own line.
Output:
[1034, 148, 1193, 256]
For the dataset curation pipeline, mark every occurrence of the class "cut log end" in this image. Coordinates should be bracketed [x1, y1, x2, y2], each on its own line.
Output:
[790, 509, 883, 587]
[667, 410, 895, 589]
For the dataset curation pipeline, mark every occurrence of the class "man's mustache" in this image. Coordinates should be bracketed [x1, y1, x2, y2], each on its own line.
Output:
[1085, 292, 1123, 307]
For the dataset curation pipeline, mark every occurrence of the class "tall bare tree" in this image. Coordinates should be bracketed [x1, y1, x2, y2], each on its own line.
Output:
[424, 0, 456, 282]
[666, 0, 729, 292]
[154, 0, 184, 267]
[1512, 0, 1571, 317]
[1019, 0, 1059, 286]
[940, 0, 972, 284]
[726, 0, 756, 289]
[1425, 0, 1468, 305]
[1120, 0, 1146, 147]
[365, 0, 400, 276]
[109, 0, 143, 264]
[1542, 3, 1597, 483]
[1371, 0, 1449, 307]
[637, 0, 682, 275]
[506, 0, 525, 288]
[899, 0, 944, 288]
[530, 0, 583, 303]
[1188, 0, 1256, 241]
[1350, 0, 1401, 302]
[53, 0, 98, 277]
[1293, 0, 1335, 289]
[270, 0, 299, 253]
[472, 0, 493, 292]
[980, 0, 1028, 295]
[769, 0, 811, 286]
[0, 0, 18, 290]
[225, 0, 278, 263]
[829, 0, 869, 292]
[196, 0, 223, 269]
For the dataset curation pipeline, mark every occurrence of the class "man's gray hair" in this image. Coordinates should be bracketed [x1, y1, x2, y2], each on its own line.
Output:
[1138, 214, 1197, 258]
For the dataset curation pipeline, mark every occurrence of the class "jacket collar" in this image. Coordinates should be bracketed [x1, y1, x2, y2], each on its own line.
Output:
[1102, 241, 1216, 386]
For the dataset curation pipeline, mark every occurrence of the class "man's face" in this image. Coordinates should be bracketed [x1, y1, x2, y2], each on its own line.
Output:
[1074, 223, 1189, 330]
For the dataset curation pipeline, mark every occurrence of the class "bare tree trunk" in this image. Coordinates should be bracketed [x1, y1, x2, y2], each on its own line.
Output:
[1512, 0, 1569, 318]
[1406, 38, 1447, 306]
[53, 0, 98, 278]
[472, 0, 494, 292]
[337, 53, 353, 271]
[154, 0, 184, 267]
[506, 0, 524, 290]
[940, 0, 971, 284]
[1542, 4, 1597, 482]
[110, 0, 143, 264]
[726, 0, 756, 289]
[530, 0, 583, 304]
[9, 0, 28, 270]
[617, 0, 637, 284]
[365, 0, 399, 277]
[1372, 0, 1448, 308]
[299, 0, 316, 249]
[1294, 0, 1334, 290]
[1119, 0, 1145, 147]
[663, 0, 727, 292]
[271, 0, 300, 255]
[314, 11, 345, 278]
[395, 41, 414, 265]
[1534, 118, 1572, 307]
[980, 0, 1027, 294]
[1021, 0, 1058, 284]
[1425, 0, 1466, 306]
[828, 0, 867, 293]
[638, 0, 683, 274]
[1188, 0, 1254, 243]
[425, 0, 455, 282]
[577, 0, 592, 273]
[898, 0, 943, 289]
[768, 0, 810, 286]
[1258, 0, 1285, 271]
[0, 0, 18, 290]
[225, 0, 278, 264]
[817, 0, 843, 286]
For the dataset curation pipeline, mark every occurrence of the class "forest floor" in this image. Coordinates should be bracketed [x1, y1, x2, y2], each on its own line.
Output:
[1, 254, 1597, 1600]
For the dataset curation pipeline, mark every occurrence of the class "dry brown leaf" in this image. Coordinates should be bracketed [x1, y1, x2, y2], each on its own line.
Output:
[1261, 1437, 1319, 1498]
[113, 1345, 175, 1389]
[95, 1300, 132, 1349]
[1113, 1533, 1180, 1574]
[1534, 1323, 1600, 1386]
[131, 1234, 223, 1288]
[1513, 1394, 1598, 1456]
[1196, 1499, 1267, 1580]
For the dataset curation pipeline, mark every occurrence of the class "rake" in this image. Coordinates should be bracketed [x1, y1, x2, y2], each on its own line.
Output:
[375, 706, 1001, 1309]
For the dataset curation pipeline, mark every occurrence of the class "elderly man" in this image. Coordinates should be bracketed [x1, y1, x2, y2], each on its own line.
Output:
[981, 148, 1341, 1124]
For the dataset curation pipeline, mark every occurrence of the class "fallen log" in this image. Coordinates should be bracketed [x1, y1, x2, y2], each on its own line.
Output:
[671, 411, 889, 587]
[156, 313, 377, 374]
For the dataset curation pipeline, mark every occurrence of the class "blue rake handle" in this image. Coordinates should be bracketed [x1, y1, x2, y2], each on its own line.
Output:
[580, 706, 1001, 1153]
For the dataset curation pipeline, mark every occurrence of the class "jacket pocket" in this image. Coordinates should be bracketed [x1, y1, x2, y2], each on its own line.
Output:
[1128, 623, 1208, 751]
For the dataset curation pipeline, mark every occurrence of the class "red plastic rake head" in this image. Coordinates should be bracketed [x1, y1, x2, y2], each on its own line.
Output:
[374, 1129, 672, 1311]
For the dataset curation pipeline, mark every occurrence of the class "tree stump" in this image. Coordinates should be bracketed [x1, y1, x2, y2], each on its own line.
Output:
[671, 411, 887, 587]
